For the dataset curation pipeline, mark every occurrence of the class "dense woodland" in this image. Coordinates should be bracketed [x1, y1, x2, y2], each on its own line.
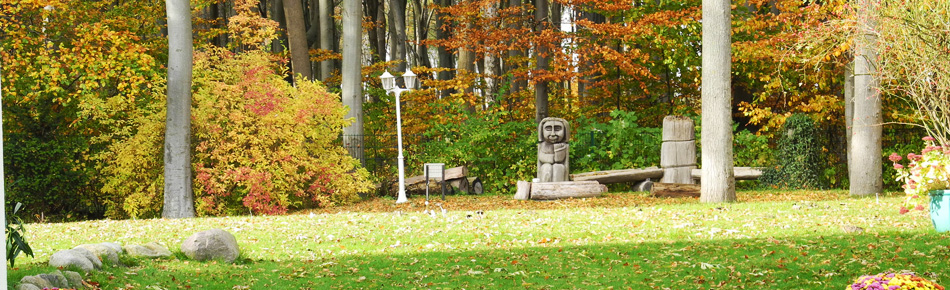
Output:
[0, 0, 946, 219]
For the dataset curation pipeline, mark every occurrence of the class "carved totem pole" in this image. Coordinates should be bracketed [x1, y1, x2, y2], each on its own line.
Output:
[537, 117, 570, 182]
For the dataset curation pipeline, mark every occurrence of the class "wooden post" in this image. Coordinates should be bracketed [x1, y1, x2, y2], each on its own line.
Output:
[660, 116, 696, 184]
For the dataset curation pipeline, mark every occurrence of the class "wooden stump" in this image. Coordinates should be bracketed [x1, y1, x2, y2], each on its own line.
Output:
[448, 178, 470, 194]
[514, 181, 607, 200]
[651, 183, 700, 198]
[660, 116, 696, 184]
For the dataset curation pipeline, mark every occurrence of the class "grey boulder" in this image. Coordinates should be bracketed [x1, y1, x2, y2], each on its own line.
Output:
[181, 229, 240, 263]
[49, 248, 102, 272]
[125, 242, 173, 258]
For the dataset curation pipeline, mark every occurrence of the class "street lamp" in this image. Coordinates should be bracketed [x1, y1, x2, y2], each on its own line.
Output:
[380, 68, 417, 204]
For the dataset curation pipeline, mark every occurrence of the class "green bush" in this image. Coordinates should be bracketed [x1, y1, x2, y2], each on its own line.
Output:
[414, 105, 537, 194]
[572, 110, 663, 172]
[759, 114, 825, 189]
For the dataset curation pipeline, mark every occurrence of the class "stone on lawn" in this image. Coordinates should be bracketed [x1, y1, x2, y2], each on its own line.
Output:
[181, 229, 240, 263]
[15, 283, 41, 290]
[19, 275, 52, 289]
[39, 270, 69, 288]
[64, 271, 84, 288]
[49, 248, 102, 272]
[125, 242, 172, 258]
[75, 242, 122, 265]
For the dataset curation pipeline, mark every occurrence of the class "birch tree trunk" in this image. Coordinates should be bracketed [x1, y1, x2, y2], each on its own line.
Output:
[284, 0, 313, 81]
[164, 0, 196, 218]
[699, 0, 735, 203]
[850, 0, 882, 196]
[342, 0, 364, 164]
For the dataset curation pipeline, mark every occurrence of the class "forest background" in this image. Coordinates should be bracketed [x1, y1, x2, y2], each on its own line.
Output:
[0, 0, 934, 220]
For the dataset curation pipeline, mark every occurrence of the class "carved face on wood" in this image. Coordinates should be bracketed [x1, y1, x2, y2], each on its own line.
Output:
[538, 117, 570, 144]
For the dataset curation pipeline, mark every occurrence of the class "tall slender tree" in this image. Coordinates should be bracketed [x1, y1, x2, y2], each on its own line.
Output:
[699, 0, 736, 203]
[850, 0, 882, 196]
[284, 0, 313, 81]
[164, 0, 196, 218]
[534, 0, 549, 123]
[318, 0, 333, 80]
[342, 0, 363, 163]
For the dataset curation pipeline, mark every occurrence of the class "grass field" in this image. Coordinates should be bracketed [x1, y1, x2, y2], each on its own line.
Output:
[9, 190, 950, 289]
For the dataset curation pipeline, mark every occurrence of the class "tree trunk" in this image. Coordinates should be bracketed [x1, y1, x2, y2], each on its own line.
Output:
[435, 0, 454, 96]
[164, 0, 196, 218]
[389, 0, 408, 73]
[850, 0, 882, 196]
[699, 0, 735, 203]
[533, 0, 549, 123]
[457, 20, 476, 112]
[284, 0, 313, 81]
[411, 0, 432, 69]
[506, 0, 526, 94]
[317, 0, 334, 81]
[271, 0, 287, 53]
[844, 60, 854, 180]
[403, 166, 469, 186]
[364, 0, 386, 63]
[467, 177, 484, 194]
[342, 0, 364, 164]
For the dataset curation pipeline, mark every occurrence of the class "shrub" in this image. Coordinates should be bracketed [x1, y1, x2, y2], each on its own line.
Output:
[572, 110, 663, 172]
[759, 113, 825, 189]
[103, 49, 373, 218]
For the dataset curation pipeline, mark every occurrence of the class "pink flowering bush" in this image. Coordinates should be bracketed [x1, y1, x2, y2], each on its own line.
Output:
[891, 136, 950, 214]
[847, 272, 944, 290]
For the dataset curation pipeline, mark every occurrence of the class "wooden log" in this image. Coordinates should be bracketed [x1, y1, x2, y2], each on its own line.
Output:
[406, 181, 453, 196]
[468, 177, 484, 194]
[661, 166, 696, 184]
[514, 180, 531, 200]
[691, 167, 764, 180]
[570, 167, 664, 184]
[404, 166, 469, 187]
[529, 181, 607, 200]
[632, 179, 654, 192]
[662, 116, 695, 142]
[448, 178, 470, 194]
[651, 183, 700, 198]
[660, 141, 696, 168]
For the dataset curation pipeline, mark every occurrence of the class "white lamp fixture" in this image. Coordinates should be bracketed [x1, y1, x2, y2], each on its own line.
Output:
[380, 68, 417, 204]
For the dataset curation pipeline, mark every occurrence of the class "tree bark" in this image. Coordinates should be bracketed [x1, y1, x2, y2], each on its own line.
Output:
[164, 0, 196, 218]
[317, 0, 334, 81]
[844, 60, 854, 180]
[271, 0, 287, 53]
[850, 0, 882, 196]
[389, 0, 409, 73]
[364, 0, 386, 63]
[699, 0, 735, 203]
[435, 0, 454, 97]
[652, 183, 701, 198]
[506, 0, 526, 94]
[411, 0, 432, 68]
[284, 0, 313, 81]
[533, 0, 549, 123]
[342, 0, 363, 164]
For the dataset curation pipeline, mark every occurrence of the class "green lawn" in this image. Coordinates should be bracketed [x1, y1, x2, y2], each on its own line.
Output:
[9, 190, 950, 289]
